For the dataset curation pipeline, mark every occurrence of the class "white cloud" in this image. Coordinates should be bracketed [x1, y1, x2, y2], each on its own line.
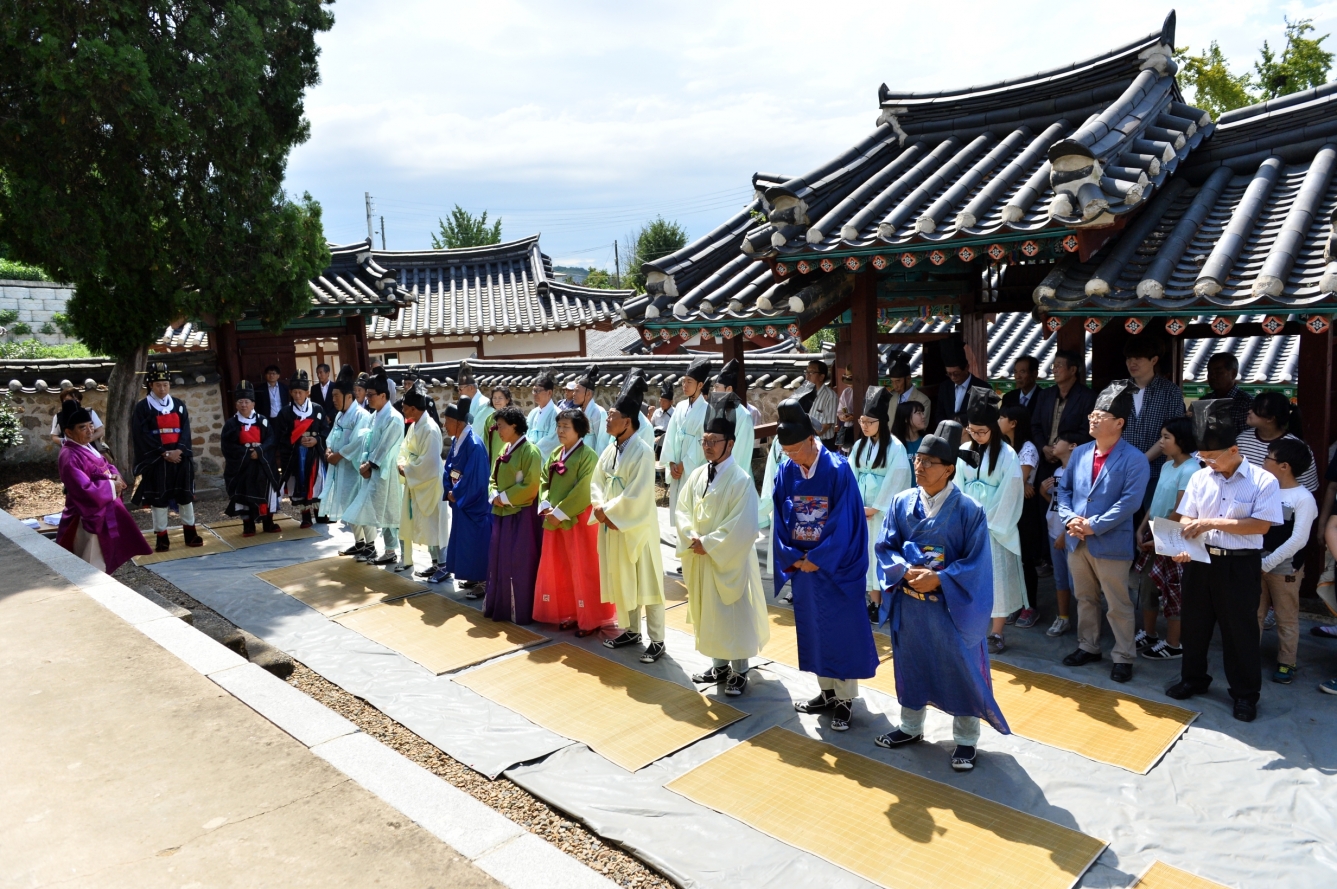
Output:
[286, 0, 1335, 264]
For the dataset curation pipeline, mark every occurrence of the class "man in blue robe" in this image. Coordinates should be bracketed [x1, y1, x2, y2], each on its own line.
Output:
[873, 420, 1010, 772]
[433, 395, 493, 592]
[773, 398, 879, 732]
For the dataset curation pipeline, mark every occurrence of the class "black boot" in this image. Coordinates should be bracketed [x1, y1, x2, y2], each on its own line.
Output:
[299, 509, 313, 529]
[242, 519, 257, 537]
[155, 531, 170, 553]
[183, 525, 204, 547]
[262, 515, 280, 534]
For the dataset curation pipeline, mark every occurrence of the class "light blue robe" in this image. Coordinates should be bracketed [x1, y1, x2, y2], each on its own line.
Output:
[956, 442, 1026, 618]
[343, 400, 405, 528]
[582, 399, 609, 457]
[320, 402, 371, 521]
[850, 435, 913, 589]
[527, 400, 559, 459]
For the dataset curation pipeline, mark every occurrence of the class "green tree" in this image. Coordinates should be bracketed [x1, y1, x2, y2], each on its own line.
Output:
[579, 267, 618, 289]
[0, 1, 334, 478]
[430, 206, 503, 249]
[623, 216, 689, 292]
[0, 395, 22, 456]
[1175, 42, 1255, 118]
[1255, 17, 1334, 99]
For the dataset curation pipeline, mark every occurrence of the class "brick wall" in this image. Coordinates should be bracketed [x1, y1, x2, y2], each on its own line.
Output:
[0, 280, 75, 345]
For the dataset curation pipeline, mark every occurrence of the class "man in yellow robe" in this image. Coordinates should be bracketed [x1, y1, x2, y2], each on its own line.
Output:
[677, 392, 770, 695]
[592, 369, 667, 664]
[397, 381, 450, 575]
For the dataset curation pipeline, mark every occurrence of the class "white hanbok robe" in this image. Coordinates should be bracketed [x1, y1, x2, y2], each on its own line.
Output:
[675, 457, 770, 660]
[956, 442, 1026, 617]
[399, 412, 450, 550]
[320, 403, 371, 520]
[590, 434, 664, 625]
[344, 400, 405, 529]
[850, 436, 913, 589]
[527, 400, 559, 459]
[661, 395, 708, 517]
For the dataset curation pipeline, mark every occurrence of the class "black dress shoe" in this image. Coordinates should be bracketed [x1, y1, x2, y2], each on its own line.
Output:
[1233, 699, 1257, 722]
[1165, 680, 1209, 700]
[1062, 648, 1102, 667]
[1110, 663, 1133, 683]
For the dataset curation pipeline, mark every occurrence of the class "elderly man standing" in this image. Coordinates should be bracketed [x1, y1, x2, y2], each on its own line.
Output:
[1031, 349, 1096, 484]
[571, 364, 609, 456]
[1001, 356, 1043, 411]
[343, 370, 405, 566]
[527, 371, 560, 459]
[662, 357, 713, 518]
[796, 359, 840, 448]
[1166, 400, 1283, 722]
[885, 351, 933, 421]
[1057, 381, 1151, 683]
[131, 362, 202, 551]
[933, 337, 989, 425]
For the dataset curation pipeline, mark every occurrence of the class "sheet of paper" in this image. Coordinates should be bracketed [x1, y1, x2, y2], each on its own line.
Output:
[1152, 516, 1211, 563]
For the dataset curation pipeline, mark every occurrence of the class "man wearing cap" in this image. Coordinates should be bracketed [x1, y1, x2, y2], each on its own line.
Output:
[275, 370, 328, 529]
[678, 393, 770, 696]
[221, 380, 281, 536]
[131, 362, 203, 551]
[1166, 400, 1283, 722]
[343, 369, 405, 565]
[571, 364, 609, 456]
[1056, 381, 1151, 683]
[873, 420, 1009, 772]
[713, 359, 754, 466]
[397, 381, 451, 575]
[933, 337, 989, 425]
[434, 396, 493, 590]
[594, 370, 667, 664]
[527, 371, 560, 459]
[662, 357, 712, 519]
[773, 398, 879, 732]
[885, 352, 932, 420]
[255, 364, 289, 420]
[56, 399, 152, 573]
[323, 366, 372, 531]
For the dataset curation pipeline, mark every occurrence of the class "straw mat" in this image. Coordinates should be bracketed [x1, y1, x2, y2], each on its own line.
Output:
[336, 593, 548, 674]
[1132, 861, 1230, 889]
[664, 603, 892, 666]
[132, 526, 232, 565]
[455, 642, 745, 771]
[208, 515, 321, 548]
[666, 726, 1106, 889]
[257, 557, 426, 616]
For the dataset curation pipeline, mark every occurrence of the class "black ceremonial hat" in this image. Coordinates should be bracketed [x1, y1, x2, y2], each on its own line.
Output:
[364, 368, 389, 396]
[145, 362, 171, 386]
[289, 370, 311, 391]
[918, 420, 965, 465]
[58, 399, 91, 431]
[535, 370, 556, 391]
[777, 398, 815, 446]
[703, 392, 739, 440]
[1194, 398, 1239, 451]
[445, 395, 472, 423]
[685, 356, 713, 383]
[577, 364, 599, 391]
[885, 351, 912, 378]
[717, 359, 740, 389]
[1094, 379, 1137, 421]
[965, 386, 1001, 425]
[332, 365, 357, 395]
[863, 385, 893, 423]
[403, 380, 429, 411]
[234, 379, 256, 401]
[457, 361, 477, 388]
[938, 336, 968, 369]
[613, 367, 648, 428]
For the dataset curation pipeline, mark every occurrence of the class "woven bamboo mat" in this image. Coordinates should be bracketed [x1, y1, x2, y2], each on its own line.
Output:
[666, 726, 1106, 889]
[1132, 861, 1231, 889]
[664, 603, 893, 665]
[132, 526, 233, 565]
[336, 593, 548, 674]
[208, 515, 322, 548]
[455, 642, 746, 771]
[256, 557, 426, 616]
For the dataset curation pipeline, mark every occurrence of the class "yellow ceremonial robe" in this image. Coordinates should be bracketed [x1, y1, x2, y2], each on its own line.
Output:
[399, 413, 450, 549]
[675, 458, 770, 661]
[590, 434, 664, 624]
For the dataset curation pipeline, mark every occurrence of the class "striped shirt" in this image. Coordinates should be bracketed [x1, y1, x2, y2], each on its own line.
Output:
[1234, 428, 1319, 492]
[1122, 375, 1184, 486]
[1177, 458, 1284, 550]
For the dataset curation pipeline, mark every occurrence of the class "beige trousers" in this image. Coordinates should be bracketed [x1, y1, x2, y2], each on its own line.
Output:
[626, 604, 665, 643]
[1068, 541, 1136, 664]
[818, 677, 859, 700]
[1258, 568, 1303, 667]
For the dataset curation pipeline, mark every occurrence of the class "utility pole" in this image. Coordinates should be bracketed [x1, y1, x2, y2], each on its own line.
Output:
[613, 241, 620, 288]
[365, 192, 374, 241]
[380, 216, 386, 250]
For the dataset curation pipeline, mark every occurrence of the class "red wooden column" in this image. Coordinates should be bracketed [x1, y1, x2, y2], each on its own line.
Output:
[722, 334, 748, 406]
[849, 271, 879, 401]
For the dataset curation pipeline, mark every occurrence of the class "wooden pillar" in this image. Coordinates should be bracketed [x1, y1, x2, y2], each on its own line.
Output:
[722, 334, 748, 406]
[1055, 319, 1087, 380]
[849, 271, 879, 403]
[213, 321, 241, 417]
[959, 280, 988, 381]
[1298, 326, 1334, 598]
[347, 316, 370, 370]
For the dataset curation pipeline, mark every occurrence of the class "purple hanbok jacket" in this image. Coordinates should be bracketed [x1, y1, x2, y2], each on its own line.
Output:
[56, 439, 151, 573]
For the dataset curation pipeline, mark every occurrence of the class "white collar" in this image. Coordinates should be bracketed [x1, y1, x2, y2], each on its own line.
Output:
[797, 443, 825, 479]
[502, 435, 527, 458]
[291, 398, 312, 419]
[918, 481, 955, 517]
[559, 441, 581, 461]
[146, 393, 174, 413]
[236, 411, 258, 426]
[708, 455, 735, 483]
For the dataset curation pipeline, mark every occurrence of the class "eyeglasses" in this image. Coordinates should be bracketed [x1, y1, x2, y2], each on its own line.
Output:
[913, 455, 946, 468]
[1088, 412, 1116, 425]
[702, 435, 727, 447]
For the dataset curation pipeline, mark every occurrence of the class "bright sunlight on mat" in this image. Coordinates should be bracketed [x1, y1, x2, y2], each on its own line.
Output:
[665, 603, 892, 664]
[336, 593, 548, 674]
[132, 526, 232, 565]
[666, 726, 1106, 889]
[455, 642, 745, 771]
[256, 556, 426, 616]
[1132, 861, 1231, 889]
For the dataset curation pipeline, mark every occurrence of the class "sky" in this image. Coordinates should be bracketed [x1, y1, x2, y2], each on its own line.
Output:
[284, 0, 1337, 271]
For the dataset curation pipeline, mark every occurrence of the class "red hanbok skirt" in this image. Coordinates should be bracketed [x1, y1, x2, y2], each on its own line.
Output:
[532, 505, 616, 631]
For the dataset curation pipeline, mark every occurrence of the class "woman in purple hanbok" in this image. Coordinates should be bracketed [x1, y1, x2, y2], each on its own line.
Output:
[55, 400, 152, 573]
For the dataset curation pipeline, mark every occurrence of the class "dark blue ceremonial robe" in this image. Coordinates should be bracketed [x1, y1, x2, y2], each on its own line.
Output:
[875, 484, 1009, 734]
[445, 425, 492, 582]
[772, 445, 878, 681]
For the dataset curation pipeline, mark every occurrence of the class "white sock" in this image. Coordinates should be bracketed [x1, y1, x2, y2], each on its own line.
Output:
[178, 502, 195, 526]
[152, 507, 169, 533]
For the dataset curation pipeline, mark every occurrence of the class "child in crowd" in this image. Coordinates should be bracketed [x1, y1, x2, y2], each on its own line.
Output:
[1039, 429, 1091, 636]
[1259, 438, 1317, 684]
[1133, 417, 1200, 660]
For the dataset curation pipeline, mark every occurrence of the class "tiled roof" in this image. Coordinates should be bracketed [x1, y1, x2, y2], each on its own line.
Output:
[1036, 82, 1337, 313]
[585, 324, 645, 356]
[367, 236, 631, 340]
[308, 240, 417, 317]
[624, 12, 1207, 328]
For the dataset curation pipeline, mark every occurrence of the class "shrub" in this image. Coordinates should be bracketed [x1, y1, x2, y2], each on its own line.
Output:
[0, 396, 22, 456]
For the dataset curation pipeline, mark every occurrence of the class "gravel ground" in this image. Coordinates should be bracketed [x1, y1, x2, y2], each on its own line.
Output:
[107, 558, 675, 889]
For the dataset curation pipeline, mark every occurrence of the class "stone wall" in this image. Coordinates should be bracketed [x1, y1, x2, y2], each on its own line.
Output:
[0, 280, 75, 345]
[4, 381, 227, 474]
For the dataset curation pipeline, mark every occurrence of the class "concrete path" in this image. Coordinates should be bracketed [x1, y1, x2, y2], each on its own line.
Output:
[0, 515, 613, 889]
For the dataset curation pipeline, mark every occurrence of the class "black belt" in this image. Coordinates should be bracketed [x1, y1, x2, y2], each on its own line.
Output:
[1206, 546, 1261, 557]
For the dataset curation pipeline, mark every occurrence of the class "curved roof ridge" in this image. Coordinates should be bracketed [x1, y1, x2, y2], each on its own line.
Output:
[370, 234, 542, 264]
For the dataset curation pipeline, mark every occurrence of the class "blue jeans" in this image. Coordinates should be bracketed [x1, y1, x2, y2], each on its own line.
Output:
[1051, 536, 1072, 592]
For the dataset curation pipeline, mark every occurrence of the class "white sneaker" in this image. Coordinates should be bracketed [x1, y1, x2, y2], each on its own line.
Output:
[1046, 616, 1071, 637]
